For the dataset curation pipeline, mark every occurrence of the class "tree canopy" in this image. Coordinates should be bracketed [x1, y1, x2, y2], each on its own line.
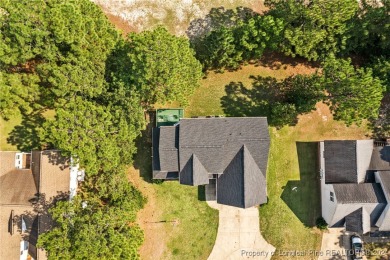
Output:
[322, 58, 385, 125]
[265, 0, 359, 61]
[0, 0, 119, 114]
[189, 7, 284, 71]
[122, 26, 203, 107]
[1, 0, 147, 258]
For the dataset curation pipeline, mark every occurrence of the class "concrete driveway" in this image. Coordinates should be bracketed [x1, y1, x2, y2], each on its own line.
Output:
[207, 201, 275, 260]
[319, 229, 367, 260]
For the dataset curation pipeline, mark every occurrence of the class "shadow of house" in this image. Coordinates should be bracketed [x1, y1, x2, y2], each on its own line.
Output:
[281, 142, 321, 227]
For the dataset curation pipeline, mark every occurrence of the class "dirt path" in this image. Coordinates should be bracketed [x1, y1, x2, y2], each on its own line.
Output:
[128, 167, 167, 260]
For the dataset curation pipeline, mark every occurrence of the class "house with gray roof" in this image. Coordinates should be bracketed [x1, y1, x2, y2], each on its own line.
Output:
[319, 140, 390, 234]
[152, 117, 270, 208]
[0, 150, 84, 260]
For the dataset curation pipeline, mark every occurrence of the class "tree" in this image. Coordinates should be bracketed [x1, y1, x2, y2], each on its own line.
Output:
[0, 0, 119, 115]
[235, 15, 284, 61]
[40, 96, 144, 175]
[265, 0, 359, 60]
[370, 57, 390, 93]
[346, 0, 390, 57]
[322, 58, 385, 125]
[195, 26, 242, 71]
[124, 26, 202, 107]
[38, 190, 145, 260]
[189, 7, 284, 71]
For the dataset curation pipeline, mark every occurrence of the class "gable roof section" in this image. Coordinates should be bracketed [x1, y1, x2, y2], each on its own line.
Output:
[0, 152, 37, 205]
[369, 146, 390, 171]
[333, 183, 386, 204]
[158, 126, 179, 172]
[376, 171, 390, 201]
[179, 117, 270, 176]
[152, 126, 179, 179]
[217, 145, 267, 208]
[376, 204, 390, 231]
[180, 154, 209, 186]
[345, 207, 370, 234]
[324, 140, 357, 183]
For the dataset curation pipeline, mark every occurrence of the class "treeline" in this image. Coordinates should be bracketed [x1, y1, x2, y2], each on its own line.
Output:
[190, 0, 389, 134]
[190, 0, 389, 69]
[0, 0, 202, 259]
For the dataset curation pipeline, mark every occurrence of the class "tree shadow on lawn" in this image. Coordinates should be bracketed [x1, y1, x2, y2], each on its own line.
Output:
[7, 112, 45, 151]
[281, 142, 322, 227]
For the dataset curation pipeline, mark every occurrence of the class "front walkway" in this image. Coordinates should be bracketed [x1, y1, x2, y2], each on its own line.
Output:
[207, 201, 275, 260]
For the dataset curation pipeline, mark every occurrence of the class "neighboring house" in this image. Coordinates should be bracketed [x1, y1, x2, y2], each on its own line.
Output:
[0, 151, 84, 260]
[152, 116, 270, 208]
[319, 140, 390, 234]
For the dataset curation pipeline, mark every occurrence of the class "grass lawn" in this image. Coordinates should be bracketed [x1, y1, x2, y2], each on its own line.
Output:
[0, 114, 22, 151]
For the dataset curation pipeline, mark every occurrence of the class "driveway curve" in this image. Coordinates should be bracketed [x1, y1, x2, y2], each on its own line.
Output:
[207, 201, 275, 260]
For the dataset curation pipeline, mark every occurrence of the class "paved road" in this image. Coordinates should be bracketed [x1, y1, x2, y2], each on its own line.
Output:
[207, 201, 275, 260]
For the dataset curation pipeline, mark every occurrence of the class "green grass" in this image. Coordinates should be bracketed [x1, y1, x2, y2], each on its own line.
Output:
[154, 182, 218, 260]
[260, 129, 322, 259]
[0, 114, 22, 151]
[186, 64, 294, 117]
[0, 110, 55, 151]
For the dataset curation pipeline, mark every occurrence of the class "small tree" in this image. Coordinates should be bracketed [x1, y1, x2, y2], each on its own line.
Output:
[126, 26, 203, 107]
[316, 217, 328, 230]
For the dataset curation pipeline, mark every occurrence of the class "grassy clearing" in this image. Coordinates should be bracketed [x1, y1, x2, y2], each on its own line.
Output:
[0, 110, 55, 151]
[186, 60, 315, 117]
[0, 114, 22, 151]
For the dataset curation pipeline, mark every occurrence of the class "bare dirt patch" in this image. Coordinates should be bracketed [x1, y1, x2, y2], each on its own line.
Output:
[127, 167, 167, 260]
[94, 0, 265, 35]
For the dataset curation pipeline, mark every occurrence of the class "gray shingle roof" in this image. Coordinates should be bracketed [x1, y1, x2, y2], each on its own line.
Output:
[152, 126, 179, 178]
[369, 146, 390, 171]
[159, 126, 179, 172]
[216, 145, 267, 208]
[152, 117, 270, 208]
[345, 208, 370, 234]
[333, 183, 386, 204]
[179, 117, 270, 175]
[377, 171, 390, 199]
[180, 154, 210, 186]
[324, 140, 357, 183]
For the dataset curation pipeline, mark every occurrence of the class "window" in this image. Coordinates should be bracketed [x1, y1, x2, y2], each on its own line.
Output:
[330, 191, 334, 202]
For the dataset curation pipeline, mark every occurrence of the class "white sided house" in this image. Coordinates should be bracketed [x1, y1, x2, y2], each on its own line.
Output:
[319, 140, 390, 234]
